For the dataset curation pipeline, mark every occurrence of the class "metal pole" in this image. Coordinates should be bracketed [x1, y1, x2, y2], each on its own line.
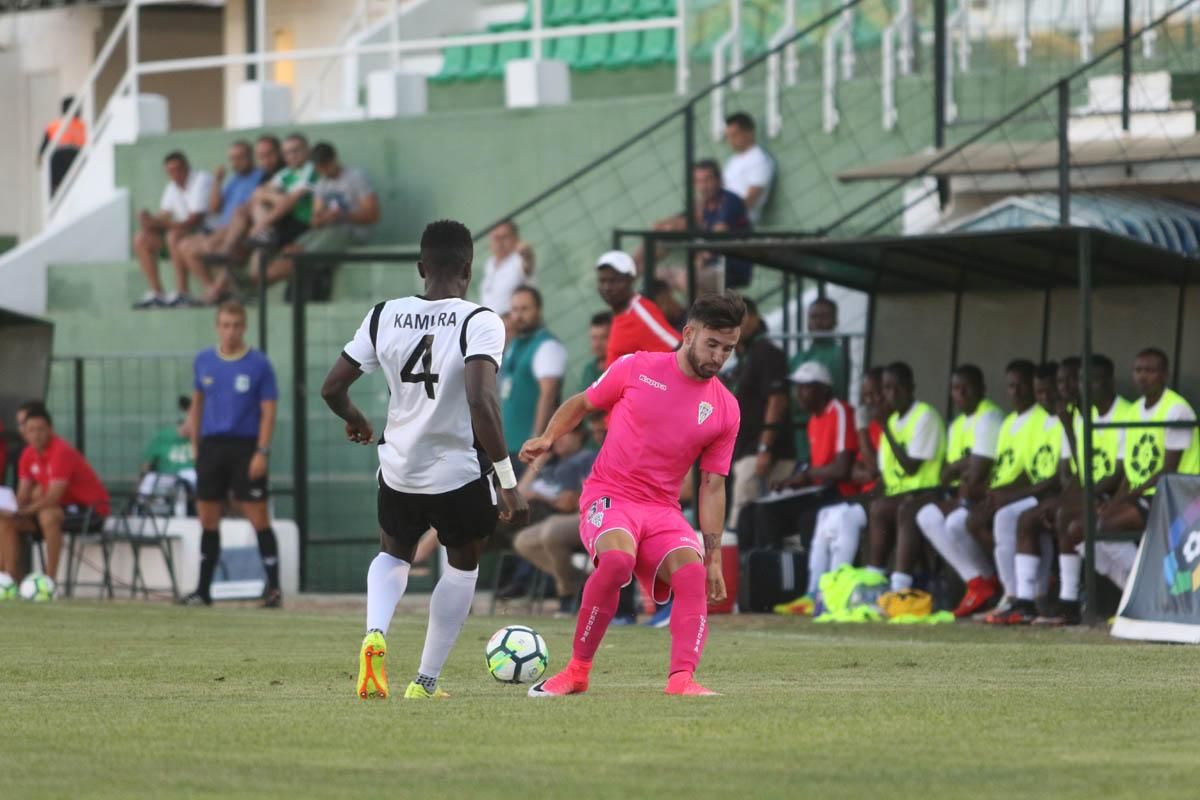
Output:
[642, 234, 657, 297]
[947, 288, 963, 418]
[782, 273, 793, 362]
[1058, 79, 1071, 225]
[256, 0, 268, 80]
[128, 1, 140, 131]
[73, 358, 85, 454]
[863, 288, 876, 370]
[683, 103, 696, 238]
[1172, 282, 1187, 388]
[1122, 0, 1132, 133]
[532, 0, 543, 61]
[934, 0, 948, 207]
[1080, 230, 1097, 626]
[245, 0, 258, 81]
[1039, 288, 1052, 363]
[389, 0, 401, 69]
[292, 264, 309, 592]
[258, 249, 271, 353]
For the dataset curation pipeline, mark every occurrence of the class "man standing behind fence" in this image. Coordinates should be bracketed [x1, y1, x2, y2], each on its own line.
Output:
[182, 301, 282, 607]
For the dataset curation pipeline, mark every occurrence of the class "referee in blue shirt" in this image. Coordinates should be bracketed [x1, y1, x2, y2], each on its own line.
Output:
[183, 301, 282, 607]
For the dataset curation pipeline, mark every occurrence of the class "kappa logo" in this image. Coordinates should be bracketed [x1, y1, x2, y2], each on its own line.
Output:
[697, 401, 713, 425]
[639, 374, 668, 391]
[1130, 432, 1163, 479]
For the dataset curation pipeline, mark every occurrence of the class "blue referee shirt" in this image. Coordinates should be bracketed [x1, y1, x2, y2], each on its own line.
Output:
[194, 347, 278, 439]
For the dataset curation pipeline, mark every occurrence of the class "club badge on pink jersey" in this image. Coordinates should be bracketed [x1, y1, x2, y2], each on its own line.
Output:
[587, 496, 611, 528]
[698, 401, 713, 425]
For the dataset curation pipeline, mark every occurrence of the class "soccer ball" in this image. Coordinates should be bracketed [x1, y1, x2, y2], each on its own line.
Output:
[19, 573, 55, 602]
[485, 625, 549, 684]
[0, 572, 15, 600]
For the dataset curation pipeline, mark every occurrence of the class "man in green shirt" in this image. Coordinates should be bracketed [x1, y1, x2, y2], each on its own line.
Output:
[576, 312, 612, 393]
[790, 298, 848, 461]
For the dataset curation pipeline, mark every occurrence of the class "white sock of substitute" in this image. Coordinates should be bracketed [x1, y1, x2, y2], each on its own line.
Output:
[416, 564, 479, 681]
[993, 525, 1019, 597]
[366, 552, 410, 635]
[1014, 553, 1039, 601]
[1059, 554, 1082, 601]
[890, 572, 913, 592]
[832, 504, 865, 571]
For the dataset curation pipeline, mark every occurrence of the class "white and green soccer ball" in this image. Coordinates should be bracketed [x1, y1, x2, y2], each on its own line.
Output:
[0, 572, 16, 600]
[486, 625, 548, 684]
[19, 573, 55, 602]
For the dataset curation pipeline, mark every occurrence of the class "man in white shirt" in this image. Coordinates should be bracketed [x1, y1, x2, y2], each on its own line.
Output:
[480, 219, 535, 322]
[133, 151, 214, 309]
[722, 112, 775, 224]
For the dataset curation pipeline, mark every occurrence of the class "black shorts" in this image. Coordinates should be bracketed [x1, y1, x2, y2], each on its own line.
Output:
[275, 215, 309, 247]
[196, 436, 268, 502]
[377, 474, 497, 552]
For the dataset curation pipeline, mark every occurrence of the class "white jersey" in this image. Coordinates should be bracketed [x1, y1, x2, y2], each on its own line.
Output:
[342, 295, 506, 494]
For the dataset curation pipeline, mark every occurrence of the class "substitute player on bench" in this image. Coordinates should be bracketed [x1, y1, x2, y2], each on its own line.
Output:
[321, 219, 528, 700]
[521, 291, 743, 697]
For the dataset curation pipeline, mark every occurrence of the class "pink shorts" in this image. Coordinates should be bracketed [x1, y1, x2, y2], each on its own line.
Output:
[579, 492, 703, 604]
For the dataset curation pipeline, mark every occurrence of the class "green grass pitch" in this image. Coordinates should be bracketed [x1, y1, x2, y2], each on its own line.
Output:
[2, 602, 1197, 799]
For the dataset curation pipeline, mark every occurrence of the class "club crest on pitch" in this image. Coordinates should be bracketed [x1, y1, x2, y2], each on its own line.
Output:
[697, 401, 713, 425]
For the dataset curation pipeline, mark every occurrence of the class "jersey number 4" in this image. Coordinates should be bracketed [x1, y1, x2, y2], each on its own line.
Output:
[401, 334, 440, 399]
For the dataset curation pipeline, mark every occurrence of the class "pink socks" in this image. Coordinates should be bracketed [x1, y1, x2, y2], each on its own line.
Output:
[668, 562, 709, 677]
[572, 550, 636, 663]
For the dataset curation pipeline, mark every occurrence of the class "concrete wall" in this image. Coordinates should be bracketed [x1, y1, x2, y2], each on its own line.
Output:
[870, 286, 1199, 415]
[0, 191, 130, 317]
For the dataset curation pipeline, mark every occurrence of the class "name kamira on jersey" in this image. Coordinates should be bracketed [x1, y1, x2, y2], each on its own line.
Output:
[394, 311, 458, 330]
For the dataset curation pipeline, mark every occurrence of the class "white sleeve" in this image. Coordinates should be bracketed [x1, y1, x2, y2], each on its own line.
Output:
[970, 409, 1003, 459]
[342, 306, 381, 374]
[187, 172, 213, 214]
[747, 150, 775, 188]
[1165, 402, 1197, 451]
[531, 339, 568, 380]
[464, 309, 506, 370]
[1060, 427, 1072, 460]
[907, 410, 940, 461]
[159, 183, 174, 213]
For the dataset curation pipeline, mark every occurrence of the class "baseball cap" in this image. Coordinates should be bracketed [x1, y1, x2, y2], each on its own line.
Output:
[595, 250, 637, 277]
[790, 361, 833, 386]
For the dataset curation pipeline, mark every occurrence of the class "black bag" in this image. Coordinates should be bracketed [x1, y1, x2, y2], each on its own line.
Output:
[738, 548, 807, 612]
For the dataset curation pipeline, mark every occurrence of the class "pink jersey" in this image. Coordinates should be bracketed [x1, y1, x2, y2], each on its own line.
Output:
[584, 350, 740, 507]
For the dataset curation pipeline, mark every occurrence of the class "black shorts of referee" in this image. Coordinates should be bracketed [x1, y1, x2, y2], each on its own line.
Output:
[196, 436, 268, 502]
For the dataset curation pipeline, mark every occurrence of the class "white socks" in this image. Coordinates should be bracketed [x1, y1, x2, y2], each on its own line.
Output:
[807, 503, 867, 595]
[1059, 553, 1082, 601]
[366, 552, 411, 635]
[1014, 553, 1039, 601]
[890, 571, 913, 592]
[417, 564, 479, 681]
[918, 504, 992, 583]
[992, 498, 1036, 596]
[836, 504, 867, 568]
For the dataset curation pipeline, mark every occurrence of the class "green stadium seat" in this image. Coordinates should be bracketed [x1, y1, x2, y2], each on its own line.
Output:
[633, 0, 672, 18]
[490, 38, 530, 77]
[577, 0, 609, 23]
[606, 0, 635, 19]
[461, 43, 497, 81]
[576, 33, 611, 71]
[606, 29, 640, 68]
[635, 27, 674, 65]
[546, 0, 581, 26]
[549, 35, 584, 66]
[433, 45, 468, 83]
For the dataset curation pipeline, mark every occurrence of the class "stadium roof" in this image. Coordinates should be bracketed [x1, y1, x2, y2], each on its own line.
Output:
[702, 226, 1200, 294]
[836, 136, 1200, 181]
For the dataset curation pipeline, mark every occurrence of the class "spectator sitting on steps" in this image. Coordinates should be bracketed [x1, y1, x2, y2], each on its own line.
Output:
[133, 151, 214, 309]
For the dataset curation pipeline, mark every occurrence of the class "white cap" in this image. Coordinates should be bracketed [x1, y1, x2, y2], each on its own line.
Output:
[595, 250, 637, 277]
[790, 361, 833, 386]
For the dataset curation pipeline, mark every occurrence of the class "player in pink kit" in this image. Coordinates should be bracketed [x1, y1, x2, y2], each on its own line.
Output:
[520, 292, 743, 697]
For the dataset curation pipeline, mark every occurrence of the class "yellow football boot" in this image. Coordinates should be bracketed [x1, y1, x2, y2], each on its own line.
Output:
[357, 630, 389, 700]
[403, 681, 450, 699]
